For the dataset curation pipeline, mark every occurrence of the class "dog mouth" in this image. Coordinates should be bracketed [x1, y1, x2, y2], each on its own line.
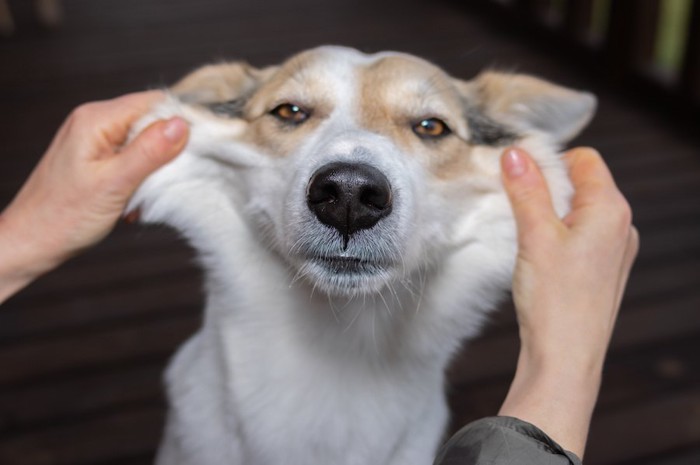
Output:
[300, 254, 393, 295]
[312, 255, 385, 274]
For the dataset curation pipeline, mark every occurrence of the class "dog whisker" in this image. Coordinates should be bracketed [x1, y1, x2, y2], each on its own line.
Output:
[327, 295, 340, 324]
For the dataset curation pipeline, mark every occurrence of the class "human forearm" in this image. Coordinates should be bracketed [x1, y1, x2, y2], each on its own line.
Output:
[0, 213, 52, 303]
[498, 346, 602, 458]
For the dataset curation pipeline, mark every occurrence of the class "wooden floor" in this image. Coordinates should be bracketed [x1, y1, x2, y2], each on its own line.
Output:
[1, 0, 699, 464]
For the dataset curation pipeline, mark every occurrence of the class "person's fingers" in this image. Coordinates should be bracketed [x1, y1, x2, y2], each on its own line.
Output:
[64, 90, 167, 149]
[96, 91, 169, 147]
[563, 148, 633, 245]
[109, 116, 189, 195]
[564, 148, 622, 216]
[501, 147, 560, 241]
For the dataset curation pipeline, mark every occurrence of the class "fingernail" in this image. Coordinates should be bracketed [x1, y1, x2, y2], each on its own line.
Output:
[162, 117, 188, 142]
[503, 148, 528, 178]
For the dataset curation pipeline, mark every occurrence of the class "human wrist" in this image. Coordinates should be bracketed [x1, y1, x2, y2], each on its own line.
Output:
[498, 343, 603, 458]
[513, 345, 603, 407]
[518, 337, 606, 383]
[0, 210, 59, 301]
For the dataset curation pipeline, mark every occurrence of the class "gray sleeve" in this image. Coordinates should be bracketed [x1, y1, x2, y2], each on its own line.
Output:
[433, 416, 583, 465]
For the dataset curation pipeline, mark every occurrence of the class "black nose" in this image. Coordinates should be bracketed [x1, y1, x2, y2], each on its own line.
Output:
[307, 162, 393, 247]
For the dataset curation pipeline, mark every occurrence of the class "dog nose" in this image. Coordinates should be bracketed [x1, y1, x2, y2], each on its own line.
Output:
[307, 162, 393, 246]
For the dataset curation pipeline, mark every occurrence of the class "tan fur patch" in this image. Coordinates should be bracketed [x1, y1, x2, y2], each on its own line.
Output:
[471, 71, 562, 117]
[238, 51, 338, 157]
[172, 62, 276, 104]
[357, 55, 475, 180]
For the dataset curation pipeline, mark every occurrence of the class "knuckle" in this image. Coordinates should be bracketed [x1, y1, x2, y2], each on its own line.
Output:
[615, 194, 633, 225]
[68, 102, 99, 126]
[605, 194, 633, 235]
[519, 221, 559, 248]
[617, 201, 634, 222]
[629, 226, 641, 253]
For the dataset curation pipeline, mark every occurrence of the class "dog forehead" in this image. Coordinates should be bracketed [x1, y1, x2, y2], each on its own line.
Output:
[275, 46, 370, 88]
[274, 47, 452, 106]
[358, 54, 459, 118]
[362, 54, 449, 93]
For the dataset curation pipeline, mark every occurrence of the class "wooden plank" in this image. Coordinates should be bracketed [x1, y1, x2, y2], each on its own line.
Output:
[0, 363, 164, 433]
[0, 407, 162, 465]
[635, 223, 700, 264]
[597, 335, 700, 410]
[637, 447, 700, 465]
[5, 247, 198, 305]
[0, 315, 197, 386]
[62, 224, 188, 265]
[620, 169, 700, 202]
[586, 388, 700, 464]
[627, 257, 700, 303]
[630, 193, 700, 227]
[0, 272, 201, 344]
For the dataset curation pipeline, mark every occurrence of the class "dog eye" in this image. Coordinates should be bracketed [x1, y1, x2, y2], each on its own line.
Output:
[412, 118, 451, 139]
[270, 103, 310, 124]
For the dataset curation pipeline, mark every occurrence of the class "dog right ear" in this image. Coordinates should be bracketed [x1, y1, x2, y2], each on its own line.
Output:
[454, 71, 596, 145]
[172, 62, 278, 118]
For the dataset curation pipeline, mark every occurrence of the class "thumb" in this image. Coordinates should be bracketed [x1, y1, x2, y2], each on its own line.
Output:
[501, 147, 558, 239]
[114, 117, 189, 193]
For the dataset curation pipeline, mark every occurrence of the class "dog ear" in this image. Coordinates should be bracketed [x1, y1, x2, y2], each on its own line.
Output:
[455, 71, 597, 144]
[172, 62, 278, 118]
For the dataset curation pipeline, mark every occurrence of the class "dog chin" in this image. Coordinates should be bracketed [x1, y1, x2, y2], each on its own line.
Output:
[300, 257, 394, 297]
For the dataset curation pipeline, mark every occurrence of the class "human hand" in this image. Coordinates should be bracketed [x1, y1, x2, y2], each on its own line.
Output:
[0, 91, 189, 301]
[497, 147, 639, 457]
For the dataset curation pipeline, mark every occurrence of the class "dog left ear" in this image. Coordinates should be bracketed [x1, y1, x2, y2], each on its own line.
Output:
[455, 71, 597, 144]
[172, 62, 278, 117]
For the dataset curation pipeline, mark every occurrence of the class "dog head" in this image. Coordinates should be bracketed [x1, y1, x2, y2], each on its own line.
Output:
[130, 46, 595, 298]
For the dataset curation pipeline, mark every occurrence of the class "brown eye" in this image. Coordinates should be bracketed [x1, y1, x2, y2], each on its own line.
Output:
[412, 118, 451, 139]
[270, 103, 310, 124]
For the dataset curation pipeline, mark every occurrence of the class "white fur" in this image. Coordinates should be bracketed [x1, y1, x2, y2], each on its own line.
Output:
[128, 47, 586, 465]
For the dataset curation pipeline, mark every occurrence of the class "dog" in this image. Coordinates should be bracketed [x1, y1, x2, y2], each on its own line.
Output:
[128, 46, 595, 465]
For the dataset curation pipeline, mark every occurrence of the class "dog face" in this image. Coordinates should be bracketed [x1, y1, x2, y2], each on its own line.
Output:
[131, 46, 595, 298]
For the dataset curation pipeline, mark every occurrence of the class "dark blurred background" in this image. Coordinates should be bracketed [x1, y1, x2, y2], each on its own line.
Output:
[1, 0, 699, 464]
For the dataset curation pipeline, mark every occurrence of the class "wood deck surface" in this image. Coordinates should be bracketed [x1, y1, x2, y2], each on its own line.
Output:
[1, 0, 699, 463]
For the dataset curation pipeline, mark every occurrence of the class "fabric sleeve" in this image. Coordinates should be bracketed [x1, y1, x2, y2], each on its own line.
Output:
[433, 416, 583, 465]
